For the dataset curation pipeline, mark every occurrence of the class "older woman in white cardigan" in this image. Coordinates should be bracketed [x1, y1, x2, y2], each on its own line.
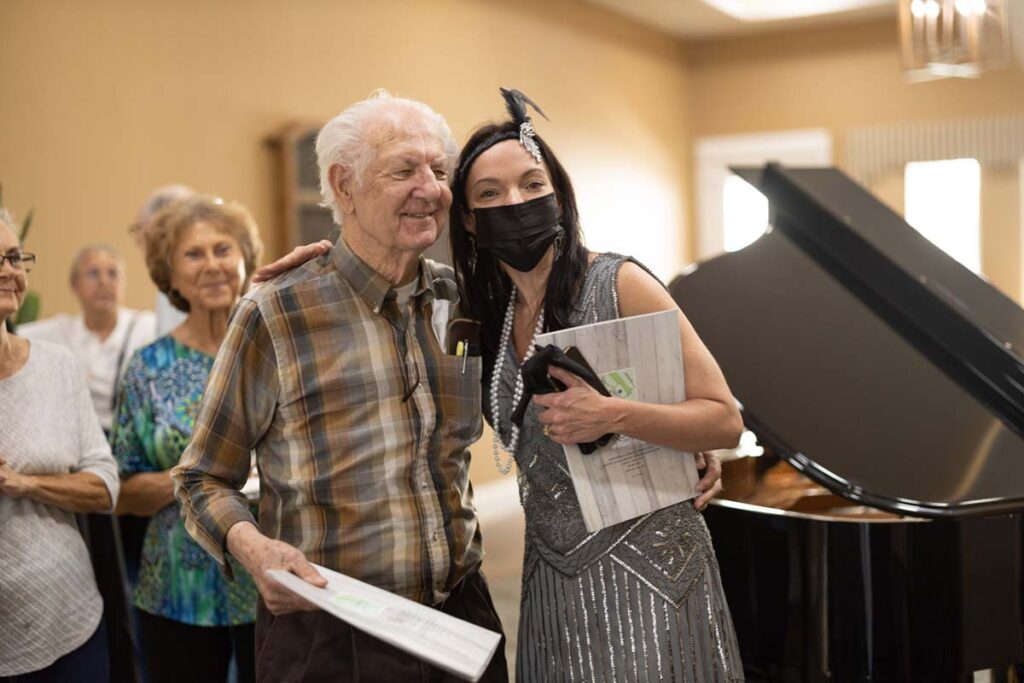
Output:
[0, 208, 120, 682]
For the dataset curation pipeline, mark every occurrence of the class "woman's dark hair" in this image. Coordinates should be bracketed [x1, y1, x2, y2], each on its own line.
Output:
[449, 122, 589, 389]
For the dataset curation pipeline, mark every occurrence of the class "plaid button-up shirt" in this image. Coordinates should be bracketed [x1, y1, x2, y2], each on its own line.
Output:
[173, 238, 484, 605]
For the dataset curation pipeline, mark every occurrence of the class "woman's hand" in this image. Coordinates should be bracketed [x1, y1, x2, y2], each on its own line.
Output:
[0, 457, 111, 512]
[533, 366, 619, 445]
[0, 458, 33, 498]
[251, 240, 332, 284]
[692, 452, 723, 512]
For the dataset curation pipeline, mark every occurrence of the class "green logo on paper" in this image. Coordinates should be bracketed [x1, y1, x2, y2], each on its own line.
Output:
[332, 594, 385, 615]
[601, 368, 637, 401]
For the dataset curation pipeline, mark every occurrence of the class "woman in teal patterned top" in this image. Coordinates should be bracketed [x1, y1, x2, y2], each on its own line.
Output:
[115, 338, 256, 624]
[112, 195, 263, 683]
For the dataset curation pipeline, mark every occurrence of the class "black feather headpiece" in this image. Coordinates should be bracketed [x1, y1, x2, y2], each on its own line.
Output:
[456, 87, 549, 182]
[499, 87, 548, 126]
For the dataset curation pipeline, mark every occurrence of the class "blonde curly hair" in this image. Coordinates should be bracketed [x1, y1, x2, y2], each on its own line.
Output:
[144, 195, 263, 312]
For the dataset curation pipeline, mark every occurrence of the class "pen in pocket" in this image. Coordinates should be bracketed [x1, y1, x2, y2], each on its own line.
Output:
[457, 339, 468, 374]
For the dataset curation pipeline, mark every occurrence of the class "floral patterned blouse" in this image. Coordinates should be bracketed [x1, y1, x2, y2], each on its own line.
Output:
[112, 336, 257, 626]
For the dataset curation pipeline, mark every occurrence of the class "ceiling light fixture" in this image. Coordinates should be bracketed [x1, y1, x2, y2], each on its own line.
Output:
[900, 0, 1011, 80]
[700, 0, 889, 22]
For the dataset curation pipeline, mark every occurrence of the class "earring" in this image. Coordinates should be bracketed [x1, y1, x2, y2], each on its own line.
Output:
[554, 231, 565, 260]
[468, 238, 478, 275]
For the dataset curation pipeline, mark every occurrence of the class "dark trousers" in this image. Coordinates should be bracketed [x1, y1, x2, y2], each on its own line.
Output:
[117, 514, 151, 682]
[137, 611, 255, 683]
[78, 513, 140, 683]
[255, 569, 508, 683]
[117, 515, 150, 587]
[0, 619, 109, 683]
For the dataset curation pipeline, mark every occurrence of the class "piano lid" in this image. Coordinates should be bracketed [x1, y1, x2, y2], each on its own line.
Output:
[670, 164, 1024, 518]
[745, 165, 1024, 435]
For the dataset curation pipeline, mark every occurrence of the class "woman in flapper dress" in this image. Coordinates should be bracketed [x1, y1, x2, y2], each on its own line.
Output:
[446, 89, 745, 683]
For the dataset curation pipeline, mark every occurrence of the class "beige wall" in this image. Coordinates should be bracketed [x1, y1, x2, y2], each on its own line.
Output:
[2, 0, 695, 490]
[688, 20, 1024, 139]
[687, 19, 1024, 300]
[981, 167, 1022, 302]
[0, 0, 691, 322]
[5, 6, 1024, 484]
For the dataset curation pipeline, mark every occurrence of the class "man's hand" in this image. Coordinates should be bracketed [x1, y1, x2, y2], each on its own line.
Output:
[251, 240, 332, 284]
[693, 452, 723, 512]
[0, 458, 32, 498]
[226, 521, 327, 614]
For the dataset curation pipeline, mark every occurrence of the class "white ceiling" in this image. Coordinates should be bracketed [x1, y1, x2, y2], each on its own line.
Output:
[583, 0, 896, 39]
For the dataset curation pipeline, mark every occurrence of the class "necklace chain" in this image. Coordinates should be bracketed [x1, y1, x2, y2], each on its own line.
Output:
[491, 284, 545, 475]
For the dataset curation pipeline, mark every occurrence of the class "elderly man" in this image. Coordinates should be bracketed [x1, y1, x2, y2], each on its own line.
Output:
[18, 244, 156, 433]
[173, 92, 507, 682]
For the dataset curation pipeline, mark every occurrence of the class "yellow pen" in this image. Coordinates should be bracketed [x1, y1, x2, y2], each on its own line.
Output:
[457, 340, 468, 374]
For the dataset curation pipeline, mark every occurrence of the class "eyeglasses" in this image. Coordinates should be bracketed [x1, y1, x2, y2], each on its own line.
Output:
[0, 252, 35, 271]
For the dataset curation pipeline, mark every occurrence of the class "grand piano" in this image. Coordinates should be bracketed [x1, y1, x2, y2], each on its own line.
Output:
[669, 164, 1024, 682]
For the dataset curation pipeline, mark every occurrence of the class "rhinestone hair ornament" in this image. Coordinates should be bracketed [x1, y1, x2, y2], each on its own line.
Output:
[455, 87, 549, 183]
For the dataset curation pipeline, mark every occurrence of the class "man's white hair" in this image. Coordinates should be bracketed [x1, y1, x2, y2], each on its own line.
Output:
[69, 243, 125, 284]
[316, 89, 457, 225]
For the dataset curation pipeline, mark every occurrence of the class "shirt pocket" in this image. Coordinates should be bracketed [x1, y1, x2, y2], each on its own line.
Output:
[435, 353, 483, 448]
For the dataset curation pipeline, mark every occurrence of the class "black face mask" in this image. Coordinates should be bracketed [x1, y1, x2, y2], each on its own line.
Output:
[472, 194, 562, 273]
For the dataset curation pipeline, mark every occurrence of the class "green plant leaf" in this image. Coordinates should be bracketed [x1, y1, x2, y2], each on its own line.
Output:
[15, 291, 40, 325]
[19, 209, 33, 243]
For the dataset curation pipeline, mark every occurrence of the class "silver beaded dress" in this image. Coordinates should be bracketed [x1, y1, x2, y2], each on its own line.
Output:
[491, 254, 743, 683]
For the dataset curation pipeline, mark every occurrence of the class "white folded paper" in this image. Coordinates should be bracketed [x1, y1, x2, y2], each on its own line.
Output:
[267, 565, 502, 682]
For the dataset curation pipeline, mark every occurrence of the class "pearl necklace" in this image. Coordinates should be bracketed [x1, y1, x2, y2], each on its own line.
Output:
[491, 284, 545, 475]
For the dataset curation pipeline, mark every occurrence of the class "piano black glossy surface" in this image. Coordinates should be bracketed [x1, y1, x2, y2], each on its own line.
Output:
[669, 164, 1024, 682]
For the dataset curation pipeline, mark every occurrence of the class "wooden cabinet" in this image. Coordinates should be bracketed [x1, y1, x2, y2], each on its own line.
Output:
[267, 123, 336, 253]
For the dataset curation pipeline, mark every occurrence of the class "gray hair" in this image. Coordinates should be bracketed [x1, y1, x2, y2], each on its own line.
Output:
[0, 207, 14, 234]
[316, 89, 457, 225]
[69, 243, 125, 284]
[136, 184, 196, 225]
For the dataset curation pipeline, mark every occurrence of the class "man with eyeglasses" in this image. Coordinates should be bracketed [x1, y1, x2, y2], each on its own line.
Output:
[18, 244, 156, 433]
[173, 92, 507, 682]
